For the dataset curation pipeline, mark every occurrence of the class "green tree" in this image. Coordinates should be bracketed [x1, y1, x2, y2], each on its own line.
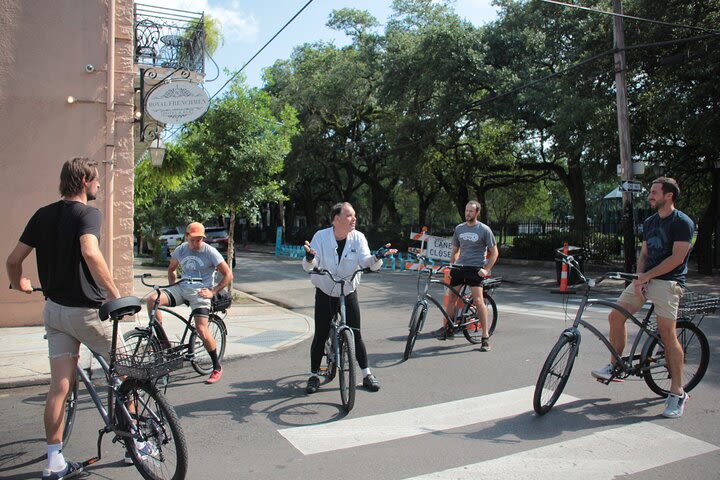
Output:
[183, 77, 299, 268]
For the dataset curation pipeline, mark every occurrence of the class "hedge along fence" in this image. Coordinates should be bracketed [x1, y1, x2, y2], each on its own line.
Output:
[280, 222, 637, 266]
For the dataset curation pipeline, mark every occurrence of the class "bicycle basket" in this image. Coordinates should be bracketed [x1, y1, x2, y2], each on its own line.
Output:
[211, 290, 232, 312]
[113, 343, 186, 380]
[678, 292, 720, 319]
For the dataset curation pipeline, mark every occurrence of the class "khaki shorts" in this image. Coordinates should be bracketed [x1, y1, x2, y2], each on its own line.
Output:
[617, 279, 684, 320]
[44, 299, 119, 361]
[163, 283, 211, 313]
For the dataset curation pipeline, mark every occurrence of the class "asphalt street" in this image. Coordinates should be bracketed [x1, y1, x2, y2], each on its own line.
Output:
[1, 252, 719, 479]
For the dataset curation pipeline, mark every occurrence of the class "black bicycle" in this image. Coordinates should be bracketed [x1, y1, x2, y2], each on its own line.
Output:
[62, 296, 189, 479]
[533, 249, 715, 415]
[309, 267, 371, 413]
[123, 274, 229, 379]
[404, 255, 501, 361]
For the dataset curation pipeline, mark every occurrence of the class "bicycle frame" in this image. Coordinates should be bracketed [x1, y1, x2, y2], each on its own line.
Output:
[562, 292, 664, 376]
[414, 266, 484, 329]
[73, 321, 155, 462]
[557, 252, 664, 377]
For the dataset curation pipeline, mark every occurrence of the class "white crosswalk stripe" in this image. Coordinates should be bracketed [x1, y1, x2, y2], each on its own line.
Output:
[278, 386, 577, 455]
[401, 422, 718, 479]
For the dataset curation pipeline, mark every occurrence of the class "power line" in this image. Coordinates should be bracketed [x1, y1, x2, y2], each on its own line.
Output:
[539, 0, 720, 34]
[209, 0, 315, 100]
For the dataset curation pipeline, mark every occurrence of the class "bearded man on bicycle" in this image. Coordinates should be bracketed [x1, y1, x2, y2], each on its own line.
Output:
[302, 202, 396, 394]
[6, 157, 122, 480]
[440, 200, 498, 351]
[146, 221, 233, 384]
[591, 177, 694, 418]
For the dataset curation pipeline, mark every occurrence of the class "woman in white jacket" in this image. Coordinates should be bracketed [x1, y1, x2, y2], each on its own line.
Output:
[302, 202, 396, 394]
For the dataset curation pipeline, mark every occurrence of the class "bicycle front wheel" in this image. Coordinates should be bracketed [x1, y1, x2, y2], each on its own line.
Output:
[643, 320, 710, 397]
[61, 373, 79, 446]
[338, 329, 356, 413]
[461, 293, 498, 344]
[403, 303, 426, 361]
[190, 314, 227, 375]
[118, 379, 188, 480]
[533, 334, 578, 415]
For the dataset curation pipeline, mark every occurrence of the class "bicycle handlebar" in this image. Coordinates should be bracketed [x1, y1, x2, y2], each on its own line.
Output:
[310, 267, 372, 284]
[135, 273, 203, 289]
[555, 248, 638, 287]
[8, 283, 43, 292]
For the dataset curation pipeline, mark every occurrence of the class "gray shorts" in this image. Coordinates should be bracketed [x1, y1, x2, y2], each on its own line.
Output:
[617, 279, 684, 320]
[162, 283, 211, 313]
[44, 299, 119, 361]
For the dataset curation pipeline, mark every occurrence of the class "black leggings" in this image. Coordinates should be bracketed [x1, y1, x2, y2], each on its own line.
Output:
[310, 288, 368, 372]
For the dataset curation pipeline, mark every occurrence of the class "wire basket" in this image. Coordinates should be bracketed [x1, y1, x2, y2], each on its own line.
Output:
[678, 292, 720, 319]
[113, 342, 186, 380]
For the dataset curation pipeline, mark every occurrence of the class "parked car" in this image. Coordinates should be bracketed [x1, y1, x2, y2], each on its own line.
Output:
[205, 226, 229, 252]
[158, 226, 184, 253]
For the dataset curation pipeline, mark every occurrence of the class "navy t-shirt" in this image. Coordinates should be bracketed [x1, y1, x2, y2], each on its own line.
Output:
[643, 209, 694, 285]
[19, 200, 106, 307]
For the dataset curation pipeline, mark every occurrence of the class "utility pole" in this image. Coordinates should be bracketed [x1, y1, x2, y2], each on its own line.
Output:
[613, 0, 636, 273]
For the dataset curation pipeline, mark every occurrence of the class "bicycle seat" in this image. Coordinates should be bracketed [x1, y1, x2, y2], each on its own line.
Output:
[99, 296, 142, 321]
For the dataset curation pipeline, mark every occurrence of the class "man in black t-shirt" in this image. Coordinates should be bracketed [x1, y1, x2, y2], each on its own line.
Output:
[6, 158, 121, 480]
[591, 177, 694, 419]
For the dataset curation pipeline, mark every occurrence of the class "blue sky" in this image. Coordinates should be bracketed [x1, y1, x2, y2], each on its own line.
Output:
[139, 1, 499, 96]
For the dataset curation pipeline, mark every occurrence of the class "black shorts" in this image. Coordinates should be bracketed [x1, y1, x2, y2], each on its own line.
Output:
[450, 266, 484, 287]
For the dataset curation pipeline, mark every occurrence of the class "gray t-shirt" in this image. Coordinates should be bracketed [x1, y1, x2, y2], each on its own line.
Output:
[452, 222, 496, 267]
[171, 242, 224, 287]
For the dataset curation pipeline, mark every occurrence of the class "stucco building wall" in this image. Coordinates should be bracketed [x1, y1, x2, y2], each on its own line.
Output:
[0, 0, 135, 326]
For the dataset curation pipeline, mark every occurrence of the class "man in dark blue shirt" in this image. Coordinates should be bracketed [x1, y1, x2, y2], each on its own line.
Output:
[592, 177, 694, 418]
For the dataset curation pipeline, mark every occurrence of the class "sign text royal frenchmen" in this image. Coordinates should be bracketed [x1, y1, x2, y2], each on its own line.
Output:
[145, 80, 210, 125]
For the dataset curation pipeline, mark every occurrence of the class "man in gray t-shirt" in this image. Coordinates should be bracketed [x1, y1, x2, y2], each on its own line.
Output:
[146, 222, 233, 384]
[441, 201, 499, 350]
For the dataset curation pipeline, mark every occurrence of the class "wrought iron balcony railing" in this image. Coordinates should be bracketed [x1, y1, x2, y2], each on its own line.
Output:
[134, 3, 205, 74]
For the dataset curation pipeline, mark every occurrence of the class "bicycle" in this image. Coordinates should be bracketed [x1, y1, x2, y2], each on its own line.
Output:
[533, 249, 716, 416]
[309, 267, 371, 413]
[61, 295, 189, 480]
[123, 274, 229, 379]
[403, 254, 501, 361]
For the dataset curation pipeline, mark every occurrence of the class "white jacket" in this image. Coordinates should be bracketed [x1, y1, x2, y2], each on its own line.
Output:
[302, 227, 382, 297]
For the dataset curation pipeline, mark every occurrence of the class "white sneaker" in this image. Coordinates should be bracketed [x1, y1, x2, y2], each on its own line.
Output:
[125, 440, 159, 465]
[662, 391, 689, 418]
[591, 364, 624, 382]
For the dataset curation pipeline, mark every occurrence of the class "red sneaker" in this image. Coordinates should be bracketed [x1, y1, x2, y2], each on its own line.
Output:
[206, 367, 223, 384]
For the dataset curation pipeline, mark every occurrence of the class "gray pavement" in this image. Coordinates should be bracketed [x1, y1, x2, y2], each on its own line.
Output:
[0, 244, 717, 389]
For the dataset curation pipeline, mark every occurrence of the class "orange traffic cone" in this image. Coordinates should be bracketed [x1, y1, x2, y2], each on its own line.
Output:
[551, 242, 575, 294]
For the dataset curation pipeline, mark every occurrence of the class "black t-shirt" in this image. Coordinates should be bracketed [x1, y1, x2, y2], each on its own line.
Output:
[643, 209, 694, 286]
[19, 200, 106, 307]
[336, 238, 347, 263]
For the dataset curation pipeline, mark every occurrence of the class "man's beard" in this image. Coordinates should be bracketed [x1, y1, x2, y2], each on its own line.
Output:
[86, 188, 97, 201]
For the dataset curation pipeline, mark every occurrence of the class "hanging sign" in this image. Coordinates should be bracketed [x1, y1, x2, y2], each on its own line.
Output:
[145, 80, 209, 124]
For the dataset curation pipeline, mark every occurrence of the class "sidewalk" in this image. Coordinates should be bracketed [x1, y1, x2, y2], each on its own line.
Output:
[0, 259, 313, 389]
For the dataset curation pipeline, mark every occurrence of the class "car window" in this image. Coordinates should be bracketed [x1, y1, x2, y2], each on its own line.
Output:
[206, 230, 228, 239]
[161, 228, 180, 236]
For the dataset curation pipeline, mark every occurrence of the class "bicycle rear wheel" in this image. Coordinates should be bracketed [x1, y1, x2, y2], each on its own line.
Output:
[643, 320, 710, 397]
[533, 334, 578, 415]
[461, 292, 498, 344]
[61, 373, 79, 446]
[190, 314, 227, 375]
[338, 329, 356, 413]
[403, 303, 426, 361]
[118, 379, 188, 480]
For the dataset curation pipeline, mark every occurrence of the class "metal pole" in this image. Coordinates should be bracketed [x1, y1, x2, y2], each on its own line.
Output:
[613, 0, 636, 273]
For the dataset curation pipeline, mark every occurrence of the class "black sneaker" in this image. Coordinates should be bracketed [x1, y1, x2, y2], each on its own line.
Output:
[435, 327, 454, 341]
[41, 460, 83, 480]
[362, 374, 380, 392]
[480, 337, 491, 352]
[306, 375, 320, 394]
